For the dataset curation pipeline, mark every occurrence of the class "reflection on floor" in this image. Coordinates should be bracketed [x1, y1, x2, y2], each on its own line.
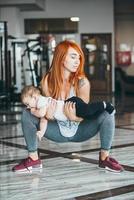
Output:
[0, 99, 134, 200]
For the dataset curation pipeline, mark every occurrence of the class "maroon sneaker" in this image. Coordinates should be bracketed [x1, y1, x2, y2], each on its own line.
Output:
[99, 154, 124, 173]
[12, 157, 42, 172]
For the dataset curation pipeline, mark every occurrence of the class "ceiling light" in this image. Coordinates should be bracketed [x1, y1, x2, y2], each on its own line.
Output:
[70, 17, 80, 22]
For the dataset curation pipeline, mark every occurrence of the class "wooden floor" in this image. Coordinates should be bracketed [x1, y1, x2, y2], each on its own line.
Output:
[0, 96, 134, 200]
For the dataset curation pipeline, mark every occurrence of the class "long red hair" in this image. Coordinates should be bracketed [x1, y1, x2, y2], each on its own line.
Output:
[41, 40, 86, 99]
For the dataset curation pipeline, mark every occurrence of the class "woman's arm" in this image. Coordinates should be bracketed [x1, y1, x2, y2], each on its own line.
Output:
[45, 98, 57, 120]
[64, 101, 83, 122]
[77, 77, 90, 103]
[40, 75, 57, 120]
[64, 78, 90, 121]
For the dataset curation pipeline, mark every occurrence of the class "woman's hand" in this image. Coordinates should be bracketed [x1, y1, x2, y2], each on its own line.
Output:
[45, 98, 57, 120]
[64, 101, 83, 122]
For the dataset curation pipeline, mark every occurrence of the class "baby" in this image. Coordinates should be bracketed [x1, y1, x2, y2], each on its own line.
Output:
[21, 85, 115, 141]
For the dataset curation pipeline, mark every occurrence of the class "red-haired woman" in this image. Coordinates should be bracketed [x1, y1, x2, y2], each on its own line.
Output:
[12, 40, 124, 173]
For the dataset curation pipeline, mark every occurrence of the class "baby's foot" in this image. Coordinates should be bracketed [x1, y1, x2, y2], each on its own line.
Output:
[105, 102, 116, 115]
[36, 131, 44, 141]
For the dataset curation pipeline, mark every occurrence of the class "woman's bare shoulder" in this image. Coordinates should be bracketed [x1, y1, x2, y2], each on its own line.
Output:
[77, 77, 90, 103]
[78, 77, 90, 89]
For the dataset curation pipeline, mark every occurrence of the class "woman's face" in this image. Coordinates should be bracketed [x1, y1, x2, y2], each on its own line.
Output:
[63, 47, 80, 73]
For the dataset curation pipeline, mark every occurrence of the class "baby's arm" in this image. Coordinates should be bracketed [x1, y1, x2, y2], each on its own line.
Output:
[36, 117, 48, 141]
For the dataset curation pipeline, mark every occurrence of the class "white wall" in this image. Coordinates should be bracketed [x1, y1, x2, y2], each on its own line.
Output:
[0, 0, 114, 42]
[0, 7, 23, 38]
[22, 0, 114, 35]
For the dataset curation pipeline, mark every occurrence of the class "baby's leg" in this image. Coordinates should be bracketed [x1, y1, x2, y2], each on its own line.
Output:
[66, 97, 105, 119]
[66, 97, 115, 119]
[36, 118, 48, 141]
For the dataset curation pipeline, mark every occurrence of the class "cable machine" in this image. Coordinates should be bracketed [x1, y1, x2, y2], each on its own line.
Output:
[21, 35, 52, 87]
[0, 21, 10, 107]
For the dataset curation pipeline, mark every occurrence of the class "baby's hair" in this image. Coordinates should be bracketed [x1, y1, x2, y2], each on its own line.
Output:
[21, 85, 41, 103]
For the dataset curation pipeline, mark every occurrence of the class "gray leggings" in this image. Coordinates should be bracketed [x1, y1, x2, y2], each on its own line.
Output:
[22, 109, 115, 152]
